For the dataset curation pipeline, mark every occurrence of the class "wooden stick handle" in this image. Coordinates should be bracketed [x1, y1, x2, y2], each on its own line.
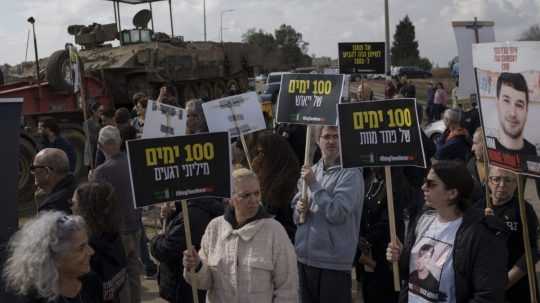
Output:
[516, 175, 538, 303]
[385, 166, 401, 292]
[181, 199, 199, 303]
[299, 126, 313, 224]
[239, 133, 253, 170]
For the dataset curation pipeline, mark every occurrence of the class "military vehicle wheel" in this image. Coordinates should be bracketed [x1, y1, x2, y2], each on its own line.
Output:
[47, 50, 74, 91]
[61, 128, 87, 179]
[214, 80, 226, 98]
[18, 137, 37, 206]
[199, 82, 213, 100]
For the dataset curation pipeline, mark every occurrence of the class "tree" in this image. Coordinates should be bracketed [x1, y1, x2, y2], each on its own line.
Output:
[519, 24, 540, 41]
[391, 15, 420, 66]
[241, 28, 276, 52]
[274, 24, 311, 68]
[241, 24, 311, 68]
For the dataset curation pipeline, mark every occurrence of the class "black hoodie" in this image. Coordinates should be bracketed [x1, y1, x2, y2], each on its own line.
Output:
[38, 174, 77, 214]
[150, 198, 224, 303]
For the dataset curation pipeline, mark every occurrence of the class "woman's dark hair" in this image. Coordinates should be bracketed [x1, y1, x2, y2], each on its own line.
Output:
[114, 107, 131, 125]
[252, 132, 300, 211]
[74, 182, 120, 235]
[431, 160, 474, 211]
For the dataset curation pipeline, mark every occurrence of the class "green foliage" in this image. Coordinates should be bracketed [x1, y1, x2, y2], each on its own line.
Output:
[417, 57, 433, 71]
[242, 24, 311, 68]
[391, 15, 420, 66]
[241, 28, 276, 52]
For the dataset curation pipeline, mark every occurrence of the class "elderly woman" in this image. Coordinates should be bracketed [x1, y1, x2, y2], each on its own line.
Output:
[435, 108, 471, 161]
[72, 182, 127, 303]
[182, 168, 298, 302]
[3, 211, 101, 303]
[387, 160, 508, 303]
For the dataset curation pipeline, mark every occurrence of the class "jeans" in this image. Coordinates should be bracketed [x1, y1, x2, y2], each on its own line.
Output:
[120, 231, 143, 303]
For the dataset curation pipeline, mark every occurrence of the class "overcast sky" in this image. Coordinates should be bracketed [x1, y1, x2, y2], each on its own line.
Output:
[1, 0, 539, 67]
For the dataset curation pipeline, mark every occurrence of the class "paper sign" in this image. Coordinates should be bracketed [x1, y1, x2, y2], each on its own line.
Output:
[338, 98, 426, 168]
[202, 92, 267, 138]
[126, 132, 231, 208]
[276, 73, 344, 125]
[142, 100, 187, 139]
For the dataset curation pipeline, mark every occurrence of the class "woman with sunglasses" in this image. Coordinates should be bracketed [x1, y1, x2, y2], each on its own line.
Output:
[387, 160, 508, 303]
[3, 211, 101, 303]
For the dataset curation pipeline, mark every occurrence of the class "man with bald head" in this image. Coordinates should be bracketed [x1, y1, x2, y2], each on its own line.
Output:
[32, 147, 77, 213]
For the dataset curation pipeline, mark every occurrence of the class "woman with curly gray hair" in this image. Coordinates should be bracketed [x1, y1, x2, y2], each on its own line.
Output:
[3, 211, 101, 303]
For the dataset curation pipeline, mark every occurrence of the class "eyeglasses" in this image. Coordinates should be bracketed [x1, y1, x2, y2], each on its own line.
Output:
[488, 176, 516, 185]
[30, 165, 53, 172]
[424, 178, 439, 189]
[320, 134, 339, 141]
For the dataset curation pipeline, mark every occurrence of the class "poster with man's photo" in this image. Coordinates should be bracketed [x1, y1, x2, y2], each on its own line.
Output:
[408, 237, 453, 302]
[473, 42, 540, 176]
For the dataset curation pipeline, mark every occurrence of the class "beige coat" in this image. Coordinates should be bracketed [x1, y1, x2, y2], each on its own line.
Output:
[184, 216, 298, 303]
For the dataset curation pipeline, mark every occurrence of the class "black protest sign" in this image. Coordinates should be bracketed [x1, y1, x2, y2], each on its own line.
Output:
[338, 42, 385, 74]
[126, 132, 231, 208]
[338, 99, 426, 168]
[276, 73, 344, 125]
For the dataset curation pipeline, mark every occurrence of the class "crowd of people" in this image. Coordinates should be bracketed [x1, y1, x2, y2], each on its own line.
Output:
[3, 79, 540, 303]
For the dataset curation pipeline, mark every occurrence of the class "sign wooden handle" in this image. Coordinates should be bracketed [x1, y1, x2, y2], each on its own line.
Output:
[385, 166, 401, 292]
[516, 175, 538, 303]
[239, 133, 253, 170]
[181, 200, 200, 303]
[299, 126, 313, 224]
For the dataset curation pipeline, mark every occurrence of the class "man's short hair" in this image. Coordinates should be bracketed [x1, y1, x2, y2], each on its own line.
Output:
[496, 72, 529, 105]
[40, 118, 60, 135]
[98, 126, 122, 146]
[36, 148, 70, 175]
[114, 107, 131, 125]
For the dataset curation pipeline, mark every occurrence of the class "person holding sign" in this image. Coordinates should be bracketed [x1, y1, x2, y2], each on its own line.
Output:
[292, 125, 364, 303]
[387, 160, 508, 303]
[186, 99, 209, 135]
[474, 166, 539, 303]
[182, 168, 298, 303]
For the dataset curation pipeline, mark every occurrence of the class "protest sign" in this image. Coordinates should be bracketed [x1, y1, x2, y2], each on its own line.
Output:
[276, 73, 344, 125]
[338, 42, 385, 74]
[473, 42, 540, 176]
[126, 132, 231, 208]
[338, 98, 426, 168]
[202, 92, 266, 138]
[142, 100, 186, 139]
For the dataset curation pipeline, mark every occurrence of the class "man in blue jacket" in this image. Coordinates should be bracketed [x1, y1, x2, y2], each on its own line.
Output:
[292, 125, 364, 303]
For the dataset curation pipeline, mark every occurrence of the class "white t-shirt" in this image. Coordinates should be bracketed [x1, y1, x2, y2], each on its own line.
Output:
[408, 213, 463, 303]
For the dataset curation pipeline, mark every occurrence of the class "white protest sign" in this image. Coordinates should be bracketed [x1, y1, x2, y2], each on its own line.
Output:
[142, 100, 187, 139]
[202, 92, 267, 138]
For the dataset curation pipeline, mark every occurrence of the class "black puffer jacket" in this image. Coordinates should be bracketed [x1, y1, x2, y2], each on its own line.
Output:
[399, 207, 508, 303]
[150, 198, 224, 303]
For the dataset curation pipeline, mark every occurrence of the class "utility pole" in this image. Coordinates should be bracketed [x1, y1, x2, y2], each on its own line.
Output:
[203, 0, 207, 41]
[384, 0, 391, 76]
